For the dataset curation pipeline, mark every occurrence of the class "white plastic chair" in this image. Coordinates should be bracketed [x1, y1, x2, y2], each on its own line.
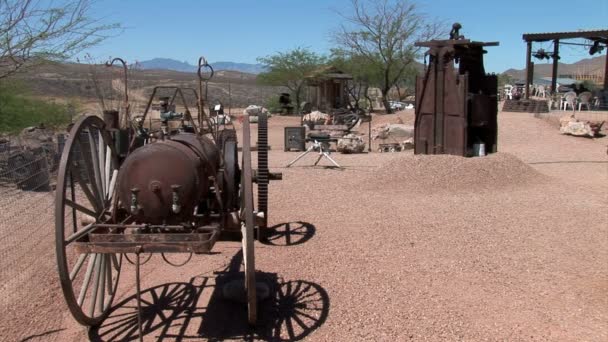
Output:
[577, 91, 593, 111]
[536, 85, 546, 98]
[504, 84, 513, 100]
[561, 91, 577, 111]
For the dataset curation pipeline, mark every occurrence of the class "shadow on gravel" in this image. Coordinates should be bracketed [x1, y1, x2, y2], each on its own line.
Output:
[89, 250, 329, 342]
[261, 221, 316, 246]
[19, 328, 66, 342]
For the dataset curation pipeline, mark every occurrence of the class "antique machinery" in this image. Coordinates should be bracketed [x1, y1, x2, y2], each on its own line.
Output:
[414, 23, 499, 156]
[54, 56, 280, 334]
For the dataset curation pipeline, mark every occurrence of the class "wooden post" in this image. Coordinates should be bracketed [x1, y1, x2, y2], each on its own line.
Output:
[551, 39, 559, 94]
[525, 41, 532, 99]
[604, 53, 608, 91]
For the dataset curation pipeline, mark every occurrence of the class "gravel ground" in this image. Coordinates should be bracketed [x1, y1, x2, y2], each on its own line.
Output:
[0, 110, 606, 341]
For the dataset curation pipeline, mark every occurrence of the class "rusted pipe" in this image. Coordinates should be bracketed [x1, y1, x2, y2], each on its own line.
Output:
[197, 56, 215, 139]
[105, 57, 131, 129]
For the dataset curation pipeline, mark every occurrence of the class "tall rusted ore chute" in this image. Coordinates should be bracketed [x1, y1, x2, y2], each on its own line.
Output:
[414, 24, 499, 156]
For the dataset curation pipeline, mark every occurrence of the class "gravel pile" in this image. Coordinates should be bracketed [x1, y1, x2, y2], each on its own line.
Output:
[366, 152, 547, 193]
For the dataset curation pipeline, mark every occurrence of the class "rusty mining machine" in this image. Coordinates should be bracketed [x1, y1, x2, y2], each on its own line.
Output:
[54, 56, 281, 331]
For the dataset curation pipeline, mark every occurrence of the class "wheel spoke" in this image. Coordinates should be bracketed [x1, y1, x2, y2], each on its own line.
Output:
[87, 130, 104, 204]
[78, 253, 98, 306]
[69, 173, 78, 234]
[65, 199, 98, 218]
[89, 253, 103, 317]
[112, 254, 120, 271]
[69, 253, 88, 281]
[68, 168, 102, 213]
[106, 255, 114, 296]
[74, 139, 104, 207]
[97, 255, 106, 315]
[65, 223, 95, 245]
[107, 169, 118, 201]
[98, 131, 106, 195]
[105, 146, 112, 198]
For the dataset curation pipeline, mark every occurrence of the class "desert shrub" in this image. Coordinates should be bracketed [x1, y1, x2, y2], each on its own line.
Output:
[0, 81, 73, 133]
[264, 94, 283, 114]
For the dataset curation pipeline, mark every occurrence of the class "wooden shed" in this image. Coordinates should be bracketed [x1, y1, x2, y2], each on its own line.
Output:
[305, 66, 352, 112]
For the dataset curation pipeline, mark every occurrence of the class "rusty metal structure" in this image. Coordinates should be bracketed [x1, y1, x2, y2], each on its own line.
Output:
[54, 56, 280, 335]
[414, 24, 499, 156]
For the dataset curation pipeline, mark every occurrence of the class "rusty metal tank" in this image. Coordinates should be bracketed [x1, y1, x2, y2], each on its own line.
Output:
[116, 133, 220, 224]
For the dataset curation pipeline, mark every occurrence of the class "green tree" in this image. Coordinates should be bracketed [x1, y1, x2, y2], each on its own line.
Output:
[497, 73, 514, 89]
[257, 47, 326, 114]
[0, 80, 72, 133]
[0, 0, 120, 79]
[333, 0, 441, 113]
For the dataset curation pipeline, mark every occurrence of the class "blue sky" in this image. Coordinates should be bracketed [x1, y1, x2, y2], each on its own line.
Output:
[82, 0, 608, 73]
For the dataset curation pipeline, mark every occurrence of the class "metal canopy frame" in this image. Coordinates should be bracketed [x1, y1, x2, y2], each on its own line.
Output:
[522, 29, 608, 98]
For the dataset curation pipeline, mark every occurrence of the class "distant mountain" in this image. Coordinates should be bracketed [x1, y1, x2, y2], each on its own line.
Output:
[136, 58, 266, 74]
[211, 61, 266, 74]
[137, 58, 196, 73]
[503, 55, 605, 81]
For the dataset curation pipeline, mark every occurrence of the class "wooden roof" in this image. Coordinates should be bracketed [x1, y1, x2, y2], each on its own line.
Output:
[523, 29, 608, 42]
[306, 66, 352, 80]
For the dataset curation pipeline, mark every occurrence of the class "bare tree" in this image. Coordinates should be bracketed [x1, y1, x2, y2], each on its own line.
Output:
[0, 0, 119, 79]
[333, 0, 442, 113]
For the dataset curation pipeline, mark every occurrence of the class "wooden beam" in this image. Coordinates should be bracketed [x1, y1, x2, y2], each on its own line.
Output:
[523, 29, 608, 42]
[604, 53, 608, 91]
[525, 41, 532, 99]
[551, 39, 559, 94]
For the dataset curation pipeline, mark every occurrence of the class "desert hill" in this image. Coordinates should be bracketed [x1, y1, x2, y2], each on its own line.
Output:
[503, 55, 605, 81]
[12, 61, 282, 110]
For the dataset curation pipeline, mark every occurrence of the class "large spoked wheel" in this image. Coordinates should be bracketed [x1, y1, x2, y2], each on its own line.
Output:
[240, 115, 257, 325]
[55, 115, 122, 327]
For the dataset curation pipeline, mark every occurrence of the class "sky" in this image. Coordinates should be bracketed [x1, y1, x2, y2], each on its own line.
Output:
[81, 0, 608, 73]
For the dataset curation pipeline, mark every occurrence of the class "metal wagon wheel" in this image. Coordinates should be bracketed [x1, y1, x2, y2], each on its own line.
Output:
[55, 115, 122, 327]
[240, 115, 257, 325]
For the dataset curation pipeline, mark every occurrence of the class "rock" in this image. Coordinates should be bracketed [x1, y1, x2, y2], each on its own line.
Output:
[337, 133, 366, 154]
[243, 105, 270, 123]
[372, 124, 415, 140]
[302, 111, 330, 129]
[243, 105, 269, 116]
[402, 137, 414, 150]
[19, 125, 54, 150]
[559, 116, 598, 137]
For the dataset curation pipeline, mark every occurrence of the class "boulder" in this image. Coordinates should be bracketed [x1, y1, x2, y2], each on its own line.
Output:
[337, 133, 365, 154]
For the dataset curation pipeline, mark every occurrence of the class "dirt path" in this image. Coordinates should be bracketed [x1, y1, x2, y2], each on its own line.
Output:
[1, 111, 606, 341]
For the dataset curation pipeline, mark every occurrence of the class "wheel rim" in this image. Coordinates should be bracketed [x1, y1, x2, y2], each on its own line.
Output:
[240, 115, 257, 325]
[55, 115, 122, 326]
[223, 139, 239, 211]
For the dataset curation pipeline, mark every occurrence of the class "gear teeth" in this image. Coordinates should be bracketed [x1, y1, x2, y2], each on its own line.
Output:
[257, 113, 269, 222]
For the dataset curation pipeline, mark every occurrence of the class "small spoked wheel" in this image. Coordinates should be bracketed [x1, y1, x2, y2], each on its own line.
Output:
[240, 115, 257, 325]
[55, 115, 122, 326]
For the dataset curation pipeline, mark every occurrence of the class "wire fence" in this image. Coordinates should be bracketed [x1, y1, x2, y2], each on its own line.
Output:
[0, 136, 69, 341]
